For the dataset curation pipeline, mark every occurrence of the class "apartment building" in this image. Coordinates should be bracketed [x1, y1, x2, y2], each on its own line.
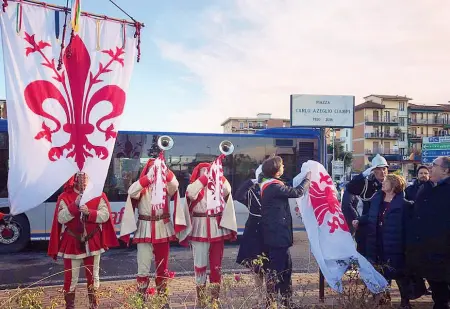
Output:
[352, 95, 411, 173]
[406, 103, 450, 159]
[221, 113, 290, 133]
[325, 128, 353, 153]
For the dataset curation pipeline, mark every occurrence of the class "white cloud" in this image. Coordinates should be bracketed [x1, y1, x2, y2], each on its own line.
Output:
[156, 0, 450, 132]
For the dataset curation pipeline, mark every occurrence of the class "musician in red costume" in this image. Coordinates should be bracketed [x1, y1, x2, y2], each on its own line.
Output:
[48, 172, 119, 309]
[182, 156, 237, 306]
[119, 152, 190, 304]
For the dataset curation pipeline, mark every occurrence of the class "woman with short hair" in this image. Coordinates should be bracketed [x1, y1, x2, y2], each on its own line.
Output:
[259, 156, 311, 308]
[353, 174, 425, 309]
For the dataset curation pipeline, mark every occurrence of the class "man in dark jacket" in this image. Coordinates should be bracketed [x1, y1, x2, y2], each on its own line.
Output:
[405, 165, 433, 201]
[342, 154, 388, 256]
[406, 156, 450, 309]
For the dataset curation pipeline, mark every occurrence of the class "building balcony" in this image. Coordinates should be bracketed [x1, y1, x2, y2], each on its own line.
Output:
[407, 133, 424, 141]
[408, 118, 450, 126]
[365, 116, 398, 125]
[367, 150, 401, 162]
[365, 149, 399, 155]
[364, 132, 399, 139]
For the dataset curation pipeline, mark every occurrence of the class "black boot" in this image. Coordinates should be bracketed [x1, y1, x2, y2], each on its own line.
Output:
[64, 291, 75, 309]
[398, 298, 412, 309]
[88, 287, 99, 309]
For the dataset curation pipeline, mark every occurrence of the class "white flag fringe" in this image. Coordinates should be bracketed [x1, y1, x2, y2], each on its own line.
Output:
[1, 4, 137, 214]
[293, 160, 388, 294]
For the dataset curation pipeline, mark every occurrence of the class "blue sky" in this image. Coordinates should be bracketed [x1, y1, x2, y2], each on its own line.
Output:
[1, 0, 449, 133]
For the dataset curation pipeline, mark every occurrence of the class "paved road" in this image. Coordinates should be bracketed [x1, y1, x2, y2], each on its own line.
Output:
[0, 232, 318, 289]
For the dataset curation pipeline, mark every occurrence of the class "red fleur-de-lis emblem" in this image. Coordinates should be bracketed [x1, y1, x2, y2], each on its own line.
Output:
[23, 32, 126, 169]
[309, 173, 349, 234]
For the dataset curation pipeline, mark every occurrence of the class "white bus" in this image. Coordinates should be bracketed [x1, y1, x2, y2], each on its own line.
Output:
[0, 119, 321, 253]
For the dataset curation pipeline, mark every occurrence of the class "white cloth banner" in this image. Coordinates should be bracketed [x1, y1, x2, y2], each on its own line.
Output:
[294, 160, 388, 294]
[1, 3, 137, 214]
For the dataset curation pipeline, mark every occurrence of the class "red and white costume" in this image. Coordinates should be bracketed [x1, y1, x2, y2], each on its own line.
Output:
[184, 156, 237, 293]
[119, 152, 191, 296]
[48, 176, 118, 309]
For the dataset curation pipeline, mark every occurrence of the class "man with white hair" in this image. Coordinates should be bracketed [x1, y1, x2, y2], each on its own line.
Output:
[342, 154, 388, 256]
[406, 156, 450, 309]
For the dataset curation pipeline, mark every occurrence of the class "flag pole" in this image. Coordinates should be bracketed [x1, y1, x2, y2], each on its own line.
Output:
[319, 127, 327, 303]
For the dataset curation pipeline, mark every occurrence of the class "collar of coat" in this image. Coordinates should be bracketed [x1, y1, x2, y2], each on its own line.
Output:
[260, 178, 284, 197]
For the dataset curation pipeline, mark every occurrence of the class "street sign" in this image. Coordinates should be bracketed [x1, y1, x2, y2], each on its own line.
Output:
[332, 160, 344, 177]
[290, 94, 355, 128]
[421, 136, 450, 163]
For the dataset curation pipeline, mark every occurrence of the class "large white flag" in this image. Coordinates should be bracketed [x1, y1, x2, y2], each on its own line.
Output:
[0, 3, 138, 214]
[294, 160, 388, 293]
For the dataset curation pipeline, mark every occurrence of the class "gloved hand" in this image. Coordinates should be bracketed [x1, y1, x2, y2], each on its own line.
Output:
[362, 166, 374, 177]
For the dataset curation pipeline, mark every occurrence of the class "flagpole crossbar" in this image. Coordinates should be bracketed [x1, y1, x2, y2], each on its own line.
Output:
[2, 0, 144, 62]
[3, 0, 145, 28]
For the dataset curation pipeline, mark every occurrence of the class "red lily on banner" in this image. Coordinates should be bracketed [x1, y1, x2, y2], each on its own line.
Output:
[23, 32, 126, 170]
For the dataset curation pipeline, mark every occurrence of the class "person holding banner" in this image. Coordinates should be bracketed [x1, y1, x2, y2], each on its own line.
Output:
[185, 155, 237, 307]
[48, 173, 119, 309]
[119, 151, 183, 306]
[259, 156, 311, 308]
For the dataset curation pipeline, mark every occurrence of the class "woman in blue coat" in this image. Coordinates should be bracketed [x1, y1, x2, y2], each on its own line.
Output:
[235, 166, 266, 287]
[353, 174, 417, 308]
[259, 156, 310, 308]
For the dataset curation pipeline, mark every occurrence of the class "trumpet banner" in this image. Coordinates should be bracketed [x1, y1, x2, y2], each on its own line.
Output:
[294, 160, 388, 293]
[0, 3, 137, 214]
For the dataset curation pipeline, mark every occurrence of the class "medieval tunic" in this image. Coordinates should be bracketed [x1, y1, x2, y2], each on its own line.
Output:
[48, 189, 118, 293]
[119, 158, 191, 294]
[186, 174, 235, 242]
[185, 163, 237, 286]
[57, 195, 110, 259]
[127, 170, 178, 244]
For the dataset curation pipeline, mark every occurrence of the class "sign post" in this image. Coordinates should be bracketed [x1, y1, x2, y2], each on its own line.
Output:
[421, 136, 450, 164]
[290, 94, 355, 303]
[332, 160, 344, 180]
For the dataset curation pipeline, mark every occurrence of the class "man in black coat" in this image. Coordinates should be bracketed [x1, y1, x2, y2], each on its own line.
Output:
[405, 165, 433, 201]
[406, 156, 450, 309]
[342, 154, 388, 256]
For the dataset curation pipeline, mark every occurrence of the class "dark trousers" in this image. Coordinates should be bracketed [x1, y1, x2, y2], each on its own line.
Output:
[355, 226, 367, 256]
[266, 246, 292, 297]
[427, 280, 450, 309]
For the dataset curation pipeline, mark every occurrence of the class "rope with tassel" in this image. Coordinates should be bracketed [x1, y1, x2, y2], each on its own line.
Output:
[57, 0, 70, 70]
[2, 0, 7, 12]
[109, 0, 142, 62]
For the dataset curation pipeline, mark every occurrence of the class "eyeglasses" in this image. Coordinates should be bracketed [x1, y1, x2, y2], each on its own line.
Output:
[432, 161, 446, 169]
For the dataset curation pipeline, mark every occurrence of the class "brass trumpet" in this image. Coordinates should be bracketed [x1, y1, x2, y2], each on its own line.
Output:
[219, 140, 234, 155]
[157, 135, 174, 151]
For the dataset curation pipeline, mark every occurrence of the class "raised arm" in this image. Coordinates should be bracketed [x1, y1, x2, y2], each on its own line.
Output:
[274, 178, 311, 199]
[186, 175, 208, 201]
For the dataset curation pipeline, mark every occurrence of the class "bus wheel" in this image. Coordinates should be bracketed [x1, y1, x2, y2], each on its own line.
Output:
[0, 211, 30, 254]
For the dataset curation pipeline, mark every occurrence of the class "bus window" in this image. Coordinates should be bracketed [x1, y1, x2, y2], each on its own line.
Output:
[105, 133, 147, 202]
[230, 136, 268, 192]
[160, 134, 226, 198]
